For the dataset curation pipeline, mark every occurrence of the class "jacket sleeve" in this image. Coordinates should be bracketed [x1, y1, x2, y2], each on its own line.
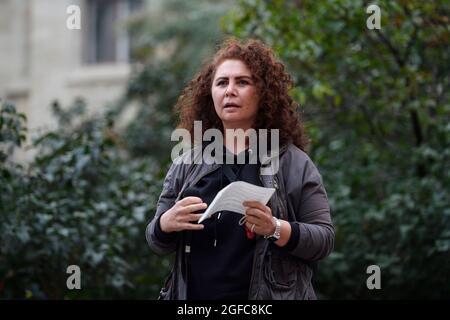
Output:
[145, 162, 182, 255]
[284, 149, 335, 261]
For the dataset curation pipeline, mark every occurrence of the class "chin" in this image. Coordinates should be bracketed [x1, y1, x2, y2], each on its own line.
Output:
[222, 116, 244, 123]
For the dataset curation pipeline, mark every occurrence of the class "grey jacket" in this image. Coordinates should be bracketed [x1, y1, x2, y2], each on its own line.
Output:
[146, 143, 334, 300]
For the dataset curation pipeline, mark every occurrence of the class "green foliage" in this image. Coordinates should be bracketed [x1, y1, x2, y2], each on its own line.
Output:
[0, 100, 27, 161]
[225, 0, 450, 298]
[0, 100, 168, 299]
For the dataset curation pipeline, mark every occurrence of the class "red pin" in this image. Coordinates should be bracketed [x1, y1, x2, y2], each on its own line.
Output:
[245, 226, 255, 239]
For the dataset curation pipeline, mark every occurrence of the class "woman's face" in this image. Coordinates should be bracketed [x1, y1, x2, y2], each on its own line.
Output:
[211, 59, 259, 130]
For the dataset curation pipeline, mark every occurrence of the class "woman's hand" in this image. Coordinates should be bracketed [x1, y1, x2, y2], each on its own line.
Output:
[242, 201, 276, 237]
[160, 197, 207, 233]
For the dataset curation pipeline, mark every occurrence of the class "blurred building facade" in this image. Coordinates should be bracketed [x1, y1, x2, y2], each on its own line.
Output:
[0, 0, 147, 160]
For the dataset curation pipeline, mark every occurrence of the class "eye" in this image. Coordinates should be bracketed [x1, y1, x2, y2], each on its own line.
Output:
[217, 80, 227, 86]
[238, 80, 249, 86]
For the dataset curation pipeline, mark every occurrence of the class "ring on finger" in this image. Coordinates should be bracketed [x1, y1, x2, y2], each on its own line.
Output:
[251, 224, 256, 232]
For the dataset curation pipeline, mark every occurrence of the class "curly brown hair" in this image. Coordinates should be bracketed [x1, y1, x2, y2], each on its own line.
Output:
[175, 37, 309, 152]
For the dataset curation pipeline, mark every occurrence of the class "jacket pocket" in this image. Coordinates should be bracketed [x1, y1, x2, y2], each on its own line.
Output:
[261, 249, 311, 300]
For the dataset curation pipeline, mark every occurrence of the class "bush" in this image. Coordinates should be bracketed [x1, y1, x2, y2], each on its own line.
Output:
[0, 100, 171, 299]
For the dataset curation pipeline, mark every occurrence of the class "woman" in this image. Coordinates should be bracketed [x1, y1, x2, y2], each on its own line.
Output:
[146, 38, 334, 300]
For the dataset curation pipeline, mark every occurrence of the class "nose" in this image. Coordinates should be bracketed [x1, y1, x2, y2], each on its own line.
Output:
[225, 82, 237, 97]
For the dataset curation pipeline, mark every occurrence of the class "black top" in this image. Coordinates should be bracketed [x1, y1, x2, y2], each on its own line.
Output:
[183, 147, 259, 300]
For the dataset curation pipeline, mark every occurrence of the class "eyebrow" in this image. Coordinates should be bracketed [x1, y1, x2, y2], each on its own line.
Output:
[215, 75, 253, 82]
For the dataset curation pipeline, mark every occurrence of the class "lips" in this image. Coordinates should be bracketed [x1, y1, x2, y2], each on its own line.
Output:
[224, 103, 241, 108]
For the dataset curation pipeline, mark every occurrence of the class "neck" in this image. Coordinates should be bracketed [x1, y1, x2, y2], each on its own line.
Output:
[224, 135, 248, 155]
[222, 123, 253, 155]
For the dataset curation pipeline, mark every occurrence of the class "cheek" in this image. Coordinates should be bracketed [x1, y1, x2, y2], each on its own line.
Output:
[211, 88, 222, 105]
[246, 90, 259, 113]
[211, 90, 222, 115]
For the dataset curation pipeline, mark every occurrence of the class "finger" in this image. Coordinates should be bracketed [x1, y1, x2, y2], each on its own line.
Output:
[245, 207, 268, 219]
[244, 215, 261, 226]
[177, 196, 204, 205]
[180, 223, 205, 231]
[243, 201, 271, 216]
[181, 213, 204, 222]
[245, 221, 257, 231]
[178, 203, 207, 214]
[245, 223, 256, 232]
[243, 201, 266, 211]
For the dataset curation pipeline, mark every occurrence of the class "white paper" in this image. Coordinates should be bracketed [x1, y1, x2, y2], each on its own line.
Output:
[198, 181, 275, 223]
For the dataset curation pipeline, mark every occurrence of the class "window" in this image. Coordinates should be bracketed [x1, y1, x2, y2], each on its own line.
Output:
[84, 0, 143, 64]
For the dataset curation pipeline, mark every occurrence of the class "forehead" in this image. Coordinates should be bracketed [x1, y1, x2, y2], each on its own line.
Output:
[214, 59, 252, 78]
